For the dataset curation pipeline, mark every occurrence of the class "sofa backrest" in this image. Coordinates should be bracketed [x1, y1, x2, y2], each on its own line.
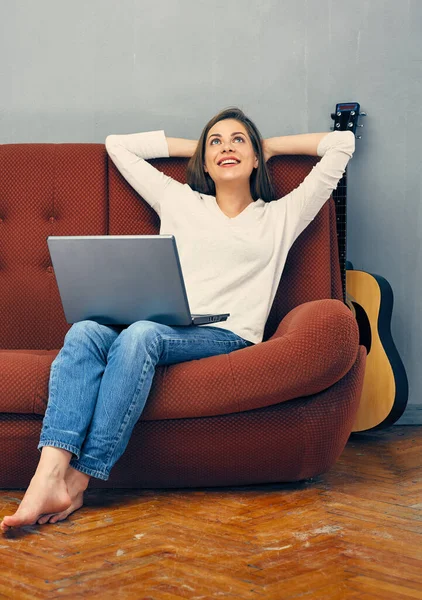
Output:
[0, 145, 341, 350]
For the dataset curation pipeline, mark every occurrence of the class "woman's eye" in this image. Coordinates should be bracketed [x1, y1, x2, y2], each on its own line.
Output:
[210, 136, 244, 145]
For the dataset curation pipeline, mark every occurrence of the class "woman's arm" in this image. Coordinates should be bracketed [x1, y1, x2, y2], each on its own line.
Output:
[105, 130, 187, 215]
[270, 130, 355, 242]
[263, 132, 332, 161]
[166, 137, 198, 158]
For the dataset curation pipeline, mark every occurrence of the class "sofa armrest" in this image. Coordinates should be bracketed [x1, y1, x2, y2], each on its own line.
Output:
[228, 298, 360, 412]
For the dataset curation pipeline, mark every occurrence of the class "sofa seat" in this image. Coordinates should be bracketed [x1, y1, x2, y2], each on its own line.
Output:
[1, 298, 358, 420]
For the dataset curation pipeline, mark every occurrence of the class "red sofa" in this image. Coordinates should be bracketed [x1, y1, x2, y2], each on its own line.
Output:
[0, 143, 366, 489]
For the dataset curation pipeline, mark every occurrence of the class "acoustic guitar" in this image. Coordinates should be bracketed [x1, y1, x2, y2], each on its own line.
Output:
[330, 102, 408, 432]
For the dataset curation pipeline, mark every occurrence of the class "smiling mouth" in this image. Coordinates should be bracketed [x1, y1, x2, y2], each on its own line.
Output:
[218, 160, 241, 167]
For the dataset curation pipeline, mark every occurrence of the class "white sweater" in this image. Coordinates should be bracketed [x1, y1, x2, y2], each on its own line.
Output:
[105, 130, 355, 344]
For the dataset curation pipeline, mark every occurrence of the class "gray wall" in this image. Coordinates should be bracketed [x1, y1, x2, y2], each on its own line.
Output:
[1, 0, 421, 422]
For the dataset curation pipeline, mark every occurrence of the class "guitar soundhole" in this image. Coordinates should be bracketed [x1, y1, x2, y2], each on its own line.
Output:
[351, 301, 371, 353]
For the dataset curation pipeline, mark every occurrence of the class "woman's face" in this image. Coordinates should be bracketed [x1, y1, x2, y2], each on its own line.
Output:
[203, 119, 259, 187]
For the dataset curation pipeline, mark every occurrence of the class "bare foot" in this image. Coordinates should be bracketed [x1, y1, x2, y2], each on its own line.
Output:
[1, 446, 74, 533]
[37, 466, 90, 525]
[1, 471, 71, 532]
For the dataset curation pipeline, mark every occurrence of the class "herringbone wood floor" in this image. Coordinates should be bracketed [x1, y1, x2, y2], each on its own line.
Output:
[1, 425, 421, 600]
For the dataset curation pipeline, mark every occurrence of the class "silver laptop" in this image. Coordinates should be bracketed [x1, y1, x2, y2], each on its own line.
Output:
[47, 235, 230, 327]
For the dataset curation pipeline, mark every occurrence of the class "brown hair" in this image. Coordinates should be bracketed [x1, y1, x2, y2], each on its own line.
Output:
[186, 106, 276, 202]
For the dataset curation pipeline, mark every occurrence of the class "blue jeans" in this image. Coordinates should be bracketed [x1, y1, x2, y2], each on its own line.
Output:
[39, 320, 253, 480]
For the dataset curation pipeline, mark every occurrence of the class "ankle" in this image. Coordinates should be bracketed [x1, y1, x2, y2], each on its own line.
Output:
[36, 463, 67, 480]
[66, 466, 90, 491]
[37, 446, 73, 479]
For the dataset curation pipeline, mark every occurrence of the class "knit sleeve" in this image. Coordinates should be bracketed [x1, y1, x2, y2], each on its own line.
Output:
[105, 130, 186, 216]
[274, 130, 355, 242]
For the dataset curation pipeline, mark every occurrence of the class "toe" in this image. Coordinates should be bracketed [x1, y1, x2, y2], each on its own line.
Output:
[38, 514, 55, 525]
[1, 521, 10, 533]
[49, 512, 66, 524]
[2, 514, 28, 529]
[50, 500, 83, 524]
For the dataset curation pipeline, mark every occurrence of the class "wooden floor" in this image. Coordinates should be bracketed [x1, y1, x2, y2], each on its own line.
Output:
[1, 425, 421, 600]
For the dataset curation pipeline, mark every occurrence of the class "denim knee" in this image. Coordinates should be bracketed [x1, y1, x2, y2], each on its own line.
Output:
[65, 320, 102, 339]
[121, 320, 162, 343]
[62, 320, 120, 362]
[113, 320, 163, 358]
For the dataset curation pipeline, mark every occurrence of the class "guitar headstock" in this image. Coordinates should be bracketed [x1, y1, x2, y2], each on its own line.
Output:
[330, 102, 366, 139]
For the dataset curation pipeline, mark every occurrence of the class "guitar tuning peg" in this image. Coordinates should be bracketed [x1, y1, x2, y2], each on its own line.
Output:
[358, 124, 364, 127]
[360, 112, 367, 117]
[330, 113, 336, 120]
[357, 135, 362, 139]
[330, 126, 335, 131]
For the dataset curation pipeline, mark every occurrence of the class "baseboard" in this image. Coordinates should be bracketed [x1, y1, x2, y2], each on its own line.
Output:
[395, 405, 422, 425]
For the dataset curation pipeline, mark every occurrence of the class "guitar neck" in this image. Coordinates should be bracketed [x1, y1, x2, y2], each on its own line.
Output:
[329, 101, 365, 304]
[332, 167, 347, 303]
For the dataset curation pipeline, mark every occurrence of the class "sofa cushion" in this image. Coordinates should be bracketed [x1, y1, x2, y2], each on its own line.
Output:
[0, 299, 358, 419]
[0, 349, 58, 414]
[0, 144, 108, 351]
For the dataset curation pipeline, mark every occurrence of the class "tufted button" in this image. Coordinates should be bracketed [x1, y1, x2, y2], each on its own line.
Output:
[47, 266, 53, 273]
[0, 218, 3, 223]
[49, 217, 55, 223]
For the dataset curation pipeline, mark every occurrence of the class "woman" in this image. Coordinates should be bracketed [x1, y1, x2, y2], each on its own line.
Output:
[1, 107, 354, 531]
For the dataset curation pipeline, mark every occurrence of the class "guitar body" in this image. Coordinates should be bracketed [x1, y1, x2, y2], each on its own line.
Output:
[346, 264, 408, 432]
